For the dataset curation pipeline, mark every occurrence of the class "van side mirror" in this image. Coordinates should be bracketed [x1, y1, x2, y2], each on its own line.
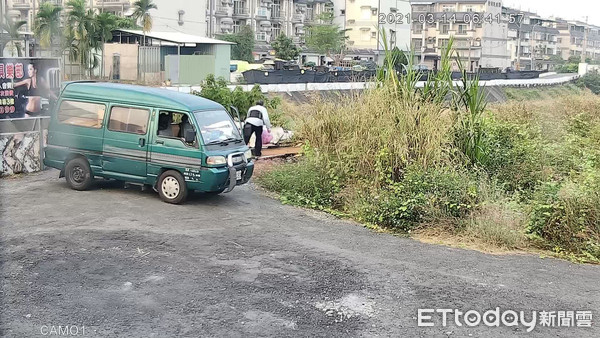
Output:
[184, 129, 196, 143]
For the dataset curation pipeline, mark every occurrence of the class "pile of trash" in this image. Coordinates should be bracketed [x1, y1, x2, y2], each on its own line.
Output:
[246, 126, 294, 148]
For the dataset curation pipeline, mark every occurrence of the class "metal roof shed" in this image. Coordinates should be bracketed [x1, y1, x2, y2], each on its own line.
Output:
[110, 30, 235, 84]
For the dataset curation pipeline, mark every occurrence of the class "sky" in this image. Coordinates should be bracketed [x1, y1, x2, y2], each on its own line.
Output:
[503, 0, 600, 26]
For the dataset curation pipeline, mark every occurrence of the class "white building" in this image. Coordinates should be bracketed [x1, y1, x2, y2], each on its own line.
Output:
[151, 0, 208, 36]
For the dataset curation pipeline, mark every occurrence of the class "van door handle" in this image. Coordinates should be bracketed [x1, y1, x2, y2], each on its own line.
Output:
[138, 138, 146, 147]
[155, 140, 164, 145]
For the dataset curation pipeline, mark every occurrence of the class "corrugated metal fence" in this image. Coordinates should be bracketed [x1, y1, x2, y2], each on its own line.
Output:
[139, 46, 161, 83]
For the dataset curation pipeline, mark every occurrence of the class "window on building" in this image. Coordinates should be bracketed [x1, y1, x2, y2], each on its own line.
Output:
[390, 29, 396, 48]
[442, 5, 455, 12]
[272, 0, 282, 19]
[371, 31, 377, 38]
[306, 4, 314, 21]
[414, 22, 423, 34]
[58, 100, 106, 129]
[108, 106, 149, 135]
[256, 32, 267, 41]
[412, 39, 423, 50]
[272, 23, 281, 38]
[233, 20, 241, 33]
[439, 38, 450, 48]
[441, 24, 449, 34]
[341, 9, 345, 15]
[233, 1, 247, 15]
[361, 6, 371, 20]
[361, 29, 370, 41]
[458, 24, 467, 34]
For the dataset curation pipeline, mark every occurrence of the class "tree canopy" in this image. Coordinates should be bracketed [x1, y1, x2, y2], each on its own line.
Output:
[271, 34, 300, 61]
[305, 12, 348, 66]
[220, 25, 255, 62]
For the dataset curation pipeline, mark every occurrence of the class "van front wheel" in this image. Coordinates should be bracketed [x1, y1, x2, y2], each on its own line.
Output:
[157, 170, 188, 204]
[65, 157, 93, 191]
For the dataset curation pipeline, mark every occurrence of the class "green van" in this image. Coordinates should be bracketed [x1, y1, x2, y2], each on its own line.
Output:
[44, 82, 254, 204]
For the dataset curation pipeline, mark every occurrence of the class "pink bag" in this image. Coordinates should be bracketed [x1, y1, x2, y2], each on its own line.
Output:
[262, 127, 273, 144]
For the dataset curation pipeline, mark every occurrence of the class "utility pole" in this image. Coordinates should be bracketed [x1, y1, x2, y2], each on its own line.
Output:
[0, 0, 4, 57]
[582, 16, 588, 62]
[32, 0, 36, 30]
[531, 24, 536, 70]
[209, 0, 214, 38]
[467, 38, 472, 72]
[516, 21, 522, 70]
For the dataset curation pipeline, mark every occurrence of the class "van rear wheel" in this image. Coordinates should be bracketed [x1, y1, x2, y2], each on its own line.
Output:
[65, 157, 93, 191]
[157, 170, 188, 204]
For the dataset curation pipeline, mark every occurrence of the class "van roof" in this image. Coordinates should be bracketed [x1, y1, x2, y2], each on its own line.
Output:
[61, 82, 223, 112]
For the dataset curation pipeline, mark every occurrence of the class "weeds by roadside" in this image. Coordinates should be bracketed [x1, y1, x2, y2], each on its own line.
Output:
[256, 39, 600, 263]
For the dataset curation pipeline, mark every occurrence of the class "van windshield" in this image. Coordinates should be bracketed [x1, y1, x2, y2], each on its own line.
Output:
[193, 110, 242, 145]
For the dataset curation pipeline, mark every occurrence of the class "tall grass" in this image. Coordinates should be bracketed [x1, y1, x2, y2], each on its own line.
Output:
[260, 36, 600, 262]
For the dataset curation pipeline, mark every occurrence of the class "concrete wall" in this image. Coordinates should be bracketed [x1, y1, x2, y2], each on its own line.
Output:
[214, 44, 231, 80]
[104, 43, 139, 81]
[579, 63, 600, 76]
[162, 74, 580, 94]
[166, 55, 215, 85]
[164, 44, 231, 85]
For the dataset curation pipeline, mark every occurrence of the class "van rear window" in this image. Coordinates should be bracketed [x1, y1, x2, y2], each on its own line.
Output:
[58, 100, 106, 128]
[108, 106, 149, 135]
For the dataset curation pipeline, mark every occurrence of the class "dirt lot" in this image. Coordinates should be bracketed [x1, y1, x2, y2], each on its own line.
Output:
[1, 169, 599, 337]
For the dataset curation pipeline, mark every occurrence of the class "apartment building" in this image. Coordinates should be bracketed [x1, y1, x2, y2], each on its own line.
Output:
[3, 0, 133, 32]
[341, 0, 410, 51]
[411, 0, 510, 71]
[503, 7, 559, 70]
[206, 0, 332, 48]
[556, 19, 600, 62]
[5, 0, 132, 32]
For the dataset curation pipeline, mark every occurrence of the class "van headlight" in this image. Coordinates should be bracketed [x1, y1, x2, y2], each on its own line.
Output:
[244, 149, 253, 161]
[206, 156, 226, 165]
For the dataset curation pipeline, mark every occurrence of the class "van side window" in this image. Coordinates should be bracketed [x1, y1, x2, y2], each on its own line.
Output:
[108, 106, 149, 135]
[157, 111, 195, 145]
[58, 100, 105, 128]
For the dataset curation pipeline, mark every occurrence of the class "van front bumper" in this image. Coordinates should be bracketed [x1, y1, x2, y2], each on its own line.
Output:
[189, 161, 254, 192]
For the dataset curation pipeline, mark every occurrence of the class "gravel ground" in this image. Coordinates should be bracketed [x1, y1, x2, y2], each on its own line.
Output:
[0, 169, 598, 337]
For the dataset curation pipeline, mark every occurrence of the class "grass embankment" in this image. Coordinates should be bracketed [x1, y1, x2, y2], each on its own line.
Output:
[256, 51, 600, 263]
[503, 84, 582, 101]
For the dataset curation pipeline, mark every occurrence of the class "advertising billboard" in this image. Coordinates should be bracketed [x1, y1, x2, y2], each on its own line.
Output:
[0, 58, 61, 119]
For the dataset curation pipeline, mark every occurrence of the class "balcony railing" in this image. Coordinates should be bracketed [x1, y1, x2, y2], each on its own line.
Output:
[13, 0, 31, 7]
[233, 7, 249, 16]
[215, 6, 229, 15]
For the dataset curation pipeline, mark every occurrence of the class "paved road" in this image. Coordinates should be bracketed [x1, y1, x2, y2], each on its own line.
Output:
[1, 170, 598, 337]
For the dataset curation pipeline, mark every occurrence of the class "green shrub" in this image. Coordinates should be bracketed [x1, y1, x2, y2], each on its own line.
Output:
[528, 178, 600, 260]
[353, 166, 480, 231]
[481, 118, 547, 195]
[257, 154, 343, 210]
[194, 74, 280, 120]
[577, 71, 600, 95]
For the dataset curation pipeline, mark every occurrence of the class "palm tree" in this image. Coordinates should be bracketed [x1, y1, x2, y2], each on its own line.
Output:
[133, 0, 157, 47]
[66, 0, 97, 79]
[34, 2, 63, 56]
[65, 0, 88, 42]
[2, 14, 27, 57]
[95, 12, 116, 78]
